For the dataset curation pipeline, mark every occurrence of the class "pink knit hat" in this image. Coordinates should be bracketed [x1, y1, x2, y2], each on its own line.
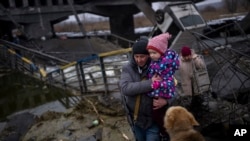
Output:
[147, 33, 172, 55]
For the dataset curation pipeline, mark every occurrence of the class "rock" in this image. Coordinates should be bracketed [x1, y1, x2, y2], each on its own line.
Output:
[0, 112, 36, 140]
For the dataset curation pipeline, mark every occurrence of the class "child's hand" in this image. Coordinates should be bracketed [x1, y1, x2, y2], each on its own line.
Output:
[152, 74, 162, 82]
[152, 81, 160, 89]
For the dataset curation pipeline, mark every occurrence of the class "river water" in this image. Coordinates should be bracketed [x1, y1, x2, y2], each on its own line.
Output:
[0, 71, 68, 121]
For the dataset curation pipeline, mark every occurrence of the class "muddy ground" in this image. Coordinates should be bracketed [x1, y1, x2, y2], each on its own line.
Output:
[0, 95, 134, 141]
[23, 96, 133, 141]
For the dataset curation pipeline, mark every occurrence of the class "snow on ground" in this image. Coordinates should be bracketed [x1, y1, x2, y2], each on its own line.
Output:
[196, 0, 222, 7]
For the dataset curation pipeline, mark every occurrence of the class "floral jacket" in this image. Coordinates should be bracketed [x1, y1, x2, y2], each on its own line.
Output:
[147, 49, 179, 98]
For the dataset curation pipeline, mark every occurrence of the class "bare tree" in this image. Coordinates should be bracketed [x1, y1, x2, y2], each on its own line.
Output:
[223, 0, 238, 13]
[239, 0, 250, 32]
[239, 0, 250, 10]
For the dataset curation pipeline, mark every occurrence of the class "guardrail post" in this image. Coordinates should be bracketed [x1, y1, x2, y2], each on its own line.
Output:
[78, 63, 88, 94]
[61, 69, 69, 107]
[99, 57, 108, 94]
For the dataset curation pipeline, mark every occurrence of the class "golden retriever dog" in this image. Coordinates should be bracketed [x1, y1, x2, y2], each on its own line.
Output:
[164, 106, 205, 141]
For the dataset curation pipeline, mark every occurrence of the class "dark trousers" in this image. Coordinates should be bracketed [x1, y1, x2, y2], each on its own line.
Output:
[152, 106, 170, 139]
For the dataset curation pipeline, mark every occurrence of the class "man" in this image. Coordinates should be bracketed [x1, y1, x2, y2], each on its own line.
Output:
[119, 36, 168, 141]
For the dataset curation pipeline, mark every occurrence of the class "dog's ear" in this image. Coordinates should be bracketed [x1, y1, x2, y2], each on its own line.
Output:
[187, 111, 199, 126]
[164, 112, 175, 130]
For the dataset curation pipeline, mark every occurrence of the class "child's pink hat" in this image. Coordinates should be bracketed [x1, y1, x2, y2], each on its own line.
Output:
[147, 33, 172, 55]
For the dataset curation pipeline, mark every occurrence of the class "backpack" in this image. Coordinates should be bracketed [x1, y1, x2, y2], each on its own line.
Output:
[192, 55, 211, 95]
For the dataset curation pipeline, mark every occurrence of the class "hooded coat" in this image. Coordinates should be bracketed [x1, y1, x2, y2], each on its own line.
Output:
[147, 49, 179, 99]
[179, 49, 205, 96]
[119, 54, 154, 129]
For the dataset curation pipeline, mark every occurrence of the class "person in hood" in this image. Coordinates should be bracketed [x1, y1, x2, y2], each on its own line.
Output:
[179, 46, 205, 96]
[119, 36, 168, 141]
[179, 46, 207, 119]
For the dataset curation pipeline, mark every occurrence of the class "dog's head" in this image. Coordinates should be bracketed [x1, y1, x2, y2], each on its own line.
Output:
[164, 106, 199, 132]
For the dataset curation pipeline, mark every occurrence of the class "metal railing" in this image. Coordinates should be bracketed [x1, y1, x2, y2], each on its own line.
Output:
[0, 40, 132, 107]
[45, 47, 131, 94]
[0, 44, 46, 78]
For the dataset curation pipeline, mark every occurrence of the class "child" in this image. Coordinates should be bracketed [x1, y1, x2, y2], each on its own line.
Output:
[179, 46, 208, 119]
[146, 32, 179, 139]
[147, 32, 179, 99]
[179, 46, 206, 96]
